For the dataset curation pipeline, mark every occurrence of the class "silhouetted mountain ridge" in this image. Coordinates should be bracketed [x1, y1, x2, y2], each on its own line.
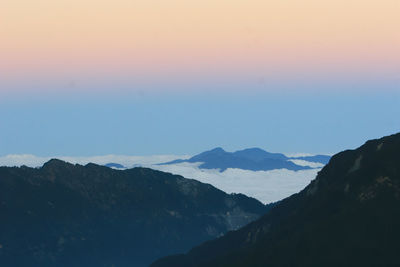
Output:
[0, 160, 268, 267]
[152, 133, 400, 267]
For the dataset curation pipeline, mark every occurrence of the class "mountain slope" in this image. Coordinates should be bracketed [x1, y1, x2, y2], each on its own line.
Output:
[161, 147, 314, 172]
[0, 160, 268, 267]
[152, 133, 400, 267]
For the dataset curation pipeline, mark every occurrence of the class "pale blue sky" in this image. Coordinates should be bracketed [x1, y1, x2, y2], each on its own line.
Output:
[1, 89, 399, 156]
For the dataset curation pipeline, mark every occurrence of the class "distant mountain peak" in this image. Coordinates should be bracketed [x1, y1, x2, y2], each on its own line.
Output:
[104, 163, 125, 169]
[233, 148, 288, 162]
[161, 147, 313, 172]
[237, 147, 267, 152]
[204, 147, 226, 153]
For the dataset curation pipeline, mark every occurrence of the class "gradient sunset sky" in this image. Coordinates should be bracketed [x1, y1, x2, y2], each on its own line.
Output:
[1, 0, 399, 156]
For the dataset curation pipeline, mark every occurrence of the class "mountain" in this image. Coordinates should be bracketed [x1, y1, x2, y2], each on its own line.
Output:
[0, 160, 268, 267]
[160, 147, 324, 172]
[104, 162, 125, 169]
[152, 133, 400, 267]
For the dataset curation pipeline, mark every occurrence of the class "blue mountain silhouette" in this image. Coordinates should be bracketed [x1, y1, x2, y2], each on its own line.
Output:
[161, 147, 330, 172]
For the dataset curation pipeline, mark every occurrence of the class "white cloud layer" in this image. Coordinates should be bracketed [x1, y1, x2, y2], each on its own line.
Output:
[147, 162, 320, 204]
[287, 159, 325, 168]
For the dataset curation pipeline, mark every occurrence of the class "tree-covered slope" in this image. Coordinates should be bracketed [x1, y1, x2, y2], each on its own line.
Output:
[0, 160, 268, 267]
[152, 133, 400, 267]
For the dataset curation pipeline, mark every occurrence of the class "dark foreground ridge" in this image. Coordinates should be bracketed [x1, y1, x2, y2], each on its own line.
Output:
[152, 133, 400, 267]
[0, 160, 268, 267]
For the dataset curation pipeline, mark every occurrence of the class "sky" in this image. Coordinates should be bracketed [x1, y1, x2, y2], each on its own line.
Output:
[1, 0, 399, 157]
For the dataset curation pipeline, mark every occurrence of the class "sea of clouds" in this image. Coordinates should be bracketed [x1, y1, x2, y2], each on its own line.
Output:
[0, 154, 321, 204]
[149, 162, 320, 204]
